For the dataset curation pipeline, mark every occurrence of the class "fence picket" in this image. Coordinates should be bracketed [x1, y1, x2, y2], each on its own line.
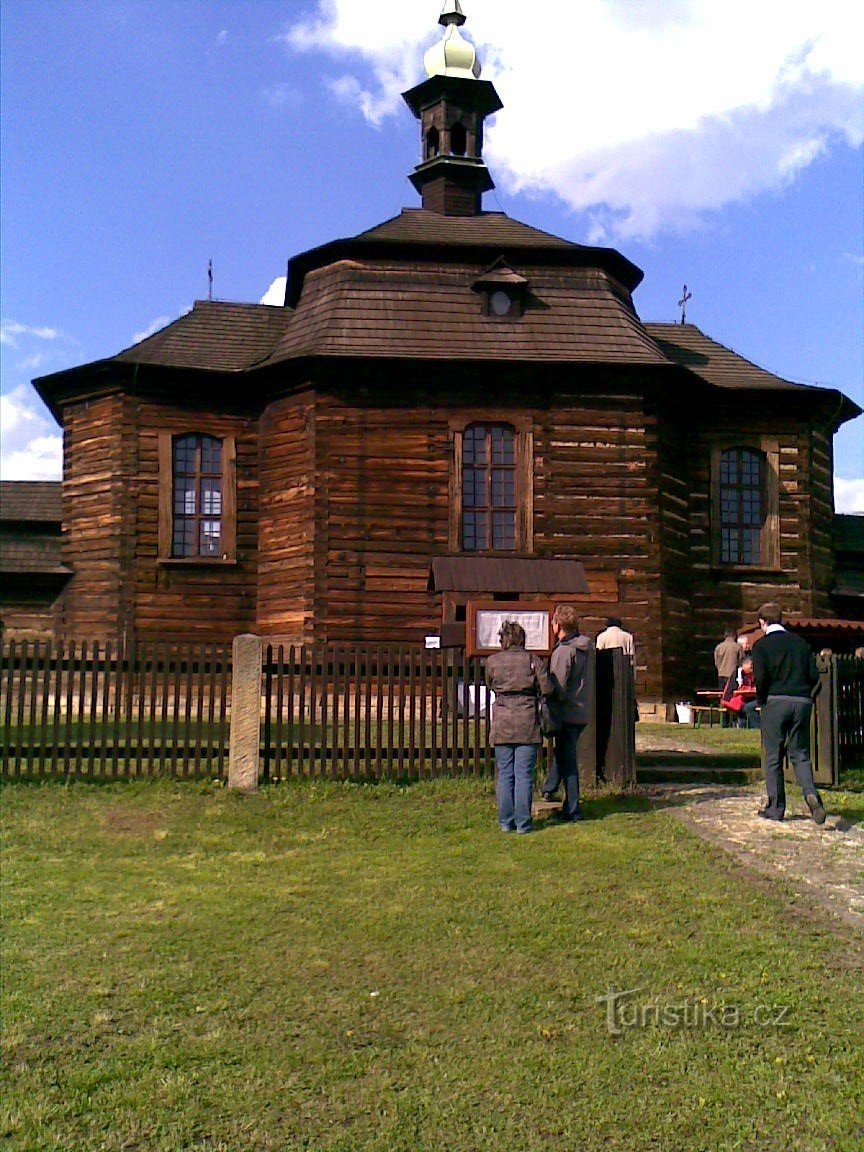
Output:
[0, 643, 14, 772]
[36, 642, 52, 779]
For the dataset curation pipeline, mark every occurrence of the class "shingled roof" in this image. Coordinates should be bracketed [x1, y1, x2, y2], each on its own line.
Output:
[0, 536, 70, 576]
[31, 219, 860, 427]
[284, 209, 644, 307]
[359, 209, 624, 255]
[643, 324, 810, 389]
[0, 481, 62, 523]
[114, 301, 290, 372]
[263, 259, 666, 367]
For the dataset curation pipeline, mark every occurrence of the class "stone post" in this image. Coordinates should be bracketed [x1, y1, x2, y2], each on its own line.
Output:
[228, 634, 263, 792]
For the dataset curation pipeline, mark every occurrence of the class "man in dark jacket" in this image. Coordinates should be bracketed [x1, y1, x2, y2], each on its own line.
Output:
[751, 603, 825, 824]
[540, 605, 594, 822]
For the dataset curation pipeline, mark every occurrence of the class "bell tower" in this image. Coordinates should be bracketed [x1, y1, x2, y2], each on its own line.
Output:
[402, 1, 503, 217]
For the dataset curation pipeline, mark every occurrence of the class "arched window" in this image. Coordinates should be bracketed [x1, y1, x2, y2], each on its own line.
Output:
[450, 121, 467, 156]
[158, 430, 236, 562]
[462, 424, 516, 551]
[171, 434, 224, 557]
[718, 447, 766, 565]
[425, 125, 440, 159]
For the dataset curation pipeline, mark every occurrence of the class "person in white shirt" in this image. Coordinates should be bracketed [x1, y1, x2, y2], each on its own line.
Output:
[595, 617, 635, 665]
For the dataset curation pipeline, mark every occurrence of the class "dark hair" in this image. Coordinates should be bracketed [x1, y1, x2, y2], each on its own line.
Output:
[606, 617, 623, 629]
[498, 620, 526, 650]
[757, 603, 782, 627]
[724, 628, 737, 639]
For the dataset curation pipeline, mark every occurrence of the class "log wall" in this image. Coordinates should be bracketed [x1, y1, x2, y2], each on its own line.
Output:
[257, 391, 316, 639]
[56, 393, 129, 639]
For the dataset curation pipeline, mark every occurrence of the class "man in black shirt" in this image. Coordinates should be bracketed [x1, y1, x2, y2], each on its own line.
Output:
[751, 603, 825, 824]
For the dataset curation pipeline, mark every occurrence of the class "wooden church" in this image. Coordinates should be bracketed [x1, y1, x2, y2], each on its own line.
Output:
[31, 2, 861, 706]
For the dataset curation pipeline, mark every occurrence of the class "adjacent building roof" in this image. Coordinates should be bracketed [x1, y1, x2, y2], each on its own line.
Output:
[0, 481, 62, 523]
[0, 536, 70, 577]
[0, 482, 68, 579]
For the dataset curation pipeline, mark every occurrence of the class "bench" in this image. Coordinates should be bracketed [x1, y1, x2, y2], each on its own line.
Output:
[690, 704, 724, 728]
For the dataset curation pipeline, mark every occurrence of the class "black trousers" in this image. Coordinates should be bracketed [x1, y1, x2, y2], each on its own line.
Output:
[760, 696, 819, 815]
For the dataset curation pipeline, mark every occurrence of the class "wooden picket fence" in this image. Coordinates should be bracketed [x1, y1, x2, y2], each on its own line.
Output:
[834, 655, 864, 772]
[1, 638, 635, 783]
[260, 643, 636, 785]
[0, 641, 232, 778]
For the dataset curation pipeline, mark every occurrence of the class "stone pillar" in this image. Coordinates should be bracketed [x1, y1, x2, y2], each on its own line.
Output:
[228, 634, 263, 792]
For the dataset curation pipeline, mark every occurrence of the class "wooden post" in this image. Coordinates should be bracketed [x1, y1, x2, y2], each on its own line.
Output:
[228, 634, 262, 793]
[578, 648, 598, 788]
[812, 655, 837, 787]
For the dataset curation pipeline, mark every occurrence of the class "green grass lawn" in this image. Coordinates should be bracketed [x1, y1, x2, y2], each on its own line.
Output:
[2, 779, 863, 1152]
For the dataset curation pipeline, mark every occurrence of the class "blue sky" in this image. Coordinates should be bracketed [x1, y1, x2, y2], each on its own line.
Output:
[2, 0, 862, 509]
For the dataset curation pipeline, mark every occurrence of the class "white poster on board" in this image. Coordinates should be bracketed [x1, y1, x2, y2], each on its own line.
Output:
[475, 609, 550, 651]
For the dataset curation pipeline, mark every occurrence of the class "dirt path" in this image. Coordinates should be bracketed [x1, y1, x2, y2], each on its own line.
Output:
[646, 784, 864, 933]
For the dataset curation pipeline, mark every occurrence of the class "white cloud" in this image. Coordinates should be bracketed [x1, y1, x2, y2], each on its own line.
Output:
[0, 435, 63, 481]
[0, 387, 40, 436]
[0, 386, 62, 481]
[834, 477, 864, 514]
[259, 277, 287, 306]
[1, 320, 61, 347]
[282, 0, 864, 239]
[132, 315, 172, 344]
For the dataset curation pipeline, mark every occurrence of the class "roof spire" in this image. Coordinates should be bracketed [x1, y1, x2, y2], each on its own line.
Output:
[402, 4, 502, 216]
[424, 1, 482, 80]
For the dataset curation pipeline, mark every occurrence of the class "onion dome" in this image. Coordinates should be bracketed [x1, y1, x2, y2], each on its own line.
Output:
[423, 1, 482, 80]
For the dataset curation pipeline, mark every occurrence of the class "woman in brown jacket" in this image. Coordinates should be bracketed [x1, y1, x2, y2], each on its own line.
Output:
[485, 621, 551, 834]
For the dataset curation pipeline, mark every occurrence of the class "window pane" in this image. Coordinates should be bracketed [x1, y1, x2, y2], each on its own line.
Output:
[200, 520, 222, 555]
[492, 511, 515, 550]
[202, 480, 222, 516]
[490, 427, 514, 466]
[463, 511, 487, 551]
[201, 436, 222, 474]
[719, 448, 765, 565]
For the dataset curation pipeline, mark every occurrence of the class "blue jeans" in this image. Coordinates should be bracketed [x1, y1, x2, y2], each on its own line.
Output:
[542, 723, 585, 819]
[495, 744, 538, 833]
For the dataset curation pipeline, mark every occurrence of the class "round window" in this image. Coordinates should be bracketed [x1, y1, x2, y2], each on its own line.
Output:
[489, 290, 512, 316]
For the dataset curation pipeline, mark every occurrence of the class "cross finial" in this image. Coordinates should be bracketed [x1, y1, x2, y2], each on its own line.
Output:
[208, 259, 213, 301]
[678, 284, 692, 325]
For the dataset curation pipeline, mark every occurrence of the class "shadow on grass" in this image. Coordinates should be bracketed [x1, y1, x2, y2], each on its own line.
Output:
[636, 751, 761, 770]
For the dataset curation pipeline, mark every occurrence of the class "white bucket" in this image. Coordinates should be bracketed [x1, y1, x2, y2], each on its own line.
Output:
[675, 702, 693, 724]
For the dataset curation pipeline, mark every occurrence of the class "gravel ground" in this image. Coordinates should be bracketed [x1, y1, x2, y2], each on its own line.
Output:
[647, 784, 864, 933]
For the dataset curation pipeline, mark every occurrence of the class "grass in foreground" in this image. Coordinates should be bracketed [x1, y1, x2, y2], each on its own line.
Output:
[2, 779, 863, 1152]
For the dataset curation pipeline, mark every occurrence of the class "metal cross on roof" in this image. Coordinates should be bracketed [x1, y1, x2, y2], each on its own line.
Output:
[678, 284, 692, 325]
